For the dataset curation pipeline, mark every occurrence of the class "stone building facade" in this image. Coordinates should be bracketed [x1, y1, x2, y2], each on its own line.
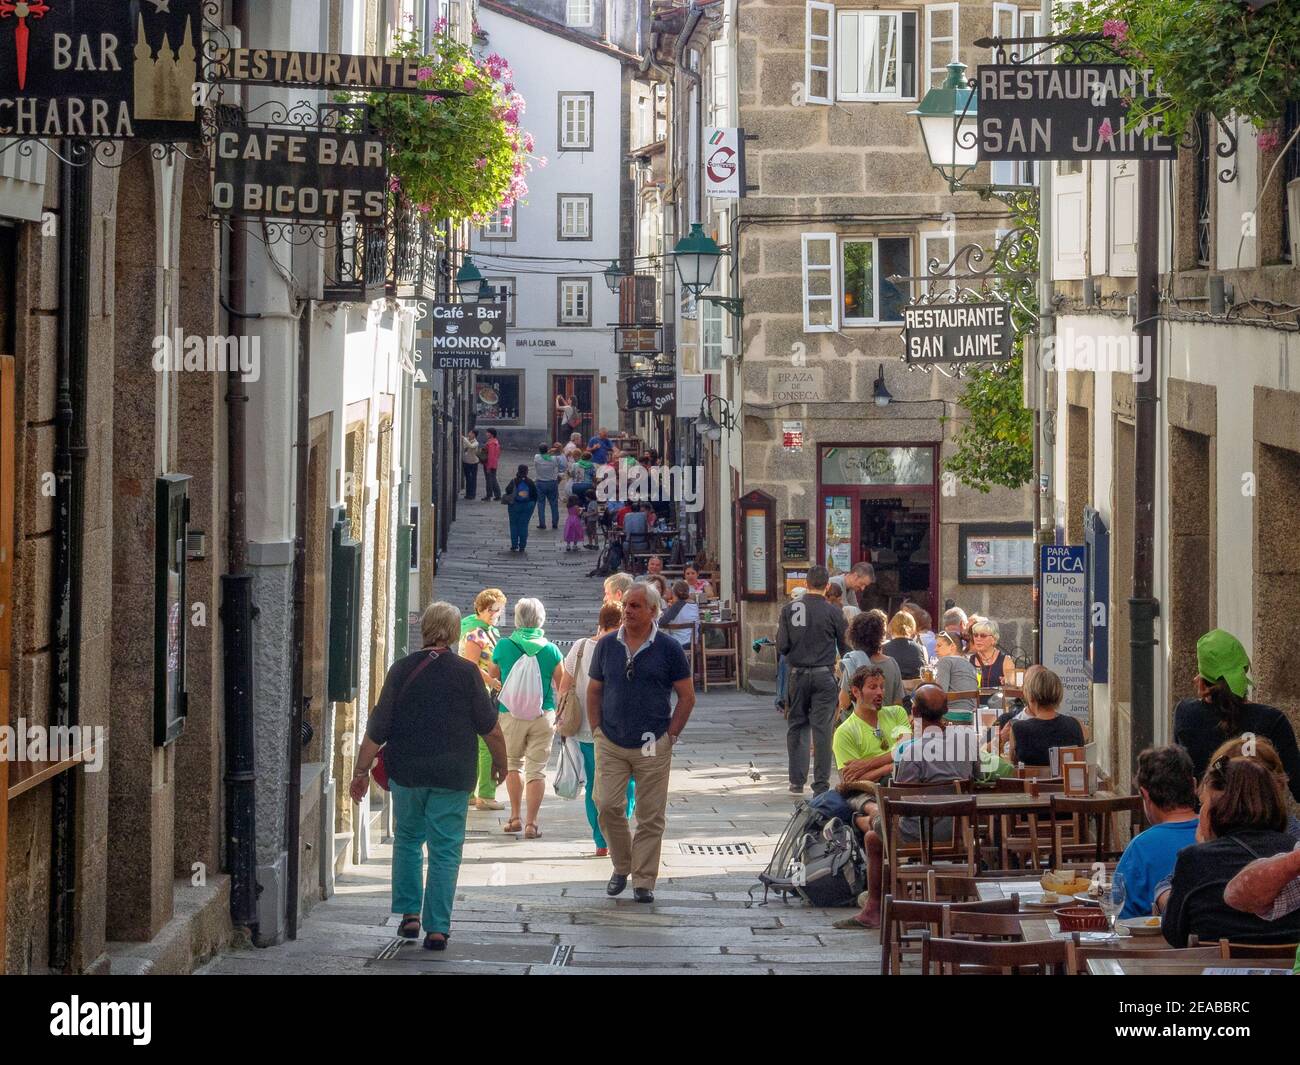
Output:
[734, 0, 1037, 675]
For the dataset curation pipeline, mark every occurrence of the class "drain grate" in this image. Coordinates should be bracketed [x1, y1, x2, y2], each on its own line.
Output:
[678, 841, 755, 857]
[375, 938, 406, 961]
[549, 944, 574, 967]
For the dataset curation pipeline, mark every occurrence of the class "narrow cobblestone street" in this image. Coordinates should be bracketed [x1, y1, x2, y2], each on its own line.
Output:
[201, 451, 878, 974]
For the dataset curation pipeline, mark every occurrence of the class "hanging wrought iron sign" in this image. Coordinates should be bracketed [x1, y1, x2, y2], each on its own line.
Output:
[413, 301, 507, 376]
[208, 47, 443, 94]
[976, 64, 1176, 161]
[904, 301, 1015, 365]
[211, 127, 387, 223]
[620, 375, 676, 416]
[0, 0, 204, 140]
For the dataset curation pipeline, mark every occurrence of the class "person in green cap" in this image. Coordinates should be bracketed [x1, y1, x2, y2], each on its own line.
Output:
[1173, 628, 1300, 801]
[458, 588, 508, 810]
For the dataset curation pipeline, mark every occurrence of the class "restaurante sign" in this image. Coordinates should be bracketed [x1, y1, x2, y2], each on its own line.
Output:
[208, 48, 432, 93]
[903, 301, 1014, 365]
[976, 64, 1176, 161]
[0, 0, 204, 140]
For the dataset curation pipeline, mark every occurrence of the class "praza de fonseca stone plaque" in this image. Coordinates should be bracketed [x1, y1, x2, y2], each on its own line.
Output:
[0, 1, 203, 140]
[903, 301, 1014, 365]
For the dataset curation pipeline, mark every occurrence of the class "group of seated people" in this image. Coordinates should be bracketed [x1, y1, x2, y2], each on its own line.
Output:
[630, 557, 715, 654]
[819, 628, 1300, 967]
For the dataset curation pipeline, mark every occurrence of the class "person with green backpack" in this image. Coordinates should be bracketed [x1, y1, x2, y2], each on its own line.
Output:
[492, 597, 565, 839]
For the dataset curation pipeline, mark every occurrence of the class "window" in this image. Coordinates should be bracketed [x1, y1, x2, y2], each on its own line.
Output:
[1282, 100, 1299, 263]
[558, 277, 591, 326]
[991, 6, 1042, 185]
[481, 205, 514, 240]
[806, 2, 835, 105]
[557, 194, 592, 240]
[842, 236, 912, 325]
[485, 276, 516, 325]
[409, 505, 420, 571]
[802, 233, 838, 333]
[923, 4, 959, 91]
[710, 38, 730, 127]
[559, 92, 593, 151]
[566, 0, 593, 28]
[919, 229, 956, 295]
[837, 10, 917, 101]
[475, 372, 523, 424]
[701, 296, 725, 372]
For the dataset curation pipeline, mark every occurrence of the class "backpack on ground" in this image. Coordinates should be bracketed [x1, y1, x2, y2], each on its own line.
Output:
[498, 649, 543, 720]
[748, 801, 865, 907]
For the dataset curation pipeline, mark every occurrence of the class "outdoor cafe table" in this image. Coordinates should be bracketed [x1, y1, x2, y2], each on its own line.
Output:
[1019, 919, 1173, 951]
[1088, 958, 1295, 976]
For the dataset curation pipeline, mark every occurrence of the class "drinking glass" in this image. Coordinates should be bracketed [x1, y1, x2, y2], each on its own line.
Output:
[1102, 872, 1126, 935]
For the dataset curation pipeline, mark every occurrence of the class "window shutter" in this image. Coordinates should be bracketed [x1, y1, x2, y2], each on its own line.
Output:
[806, 2, 835, 105]
[802, 232, 839, 332]
[923, 4, 960, 92]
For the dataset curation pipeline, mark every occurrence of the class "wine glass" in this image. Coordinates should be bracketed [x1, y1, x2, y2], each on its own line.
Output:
[1101, 871, 1126, 935]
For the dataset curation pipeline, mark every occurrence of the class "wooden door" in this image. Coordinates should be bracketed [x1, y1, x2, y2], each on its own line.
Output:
[0, 356, 13, 973]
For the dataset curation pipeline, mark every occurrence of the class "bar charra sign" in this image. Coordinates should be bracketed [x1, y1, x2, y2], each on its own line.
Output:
[977, 64, 1176, 161]
[903, 301, 1014, 365]
[0, 0, 204, 140]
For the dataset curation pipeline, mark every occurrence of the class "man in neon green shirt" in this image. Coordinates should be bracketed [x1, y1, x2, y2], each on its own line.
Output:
[833, 665, 912, 833]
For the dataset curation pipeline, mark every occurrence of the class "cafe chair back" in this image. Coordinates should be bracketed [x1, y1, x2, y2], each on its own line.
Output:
[1048, 794, 1144, 867]
[880, 894, 1020, 976]
[919, 930, 1071, 976]
[1065, 934, 1221, 975]
[1218, 938, 1300, 959]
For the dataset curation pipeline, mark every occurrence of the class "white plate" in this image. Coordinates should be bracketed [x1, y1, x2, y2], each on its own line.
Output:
[1073, 892, 1107, 906]
[1118, 916, 1165, 936]
[1021, 893, 1069, 909]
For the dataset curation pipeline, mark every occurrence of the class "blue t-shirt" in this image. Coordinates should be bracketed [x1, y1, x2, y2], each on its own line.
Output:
[589, 436, 613, 464]
[589, 629, 691, 749]
[1115, 817, 1199, 919]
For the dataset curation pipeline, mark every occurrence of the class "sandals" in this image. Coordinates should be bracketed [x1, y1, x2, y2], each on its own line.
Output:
[422, 932, 449, 951]
[524, 823, 541, 839]
[398, 915, 420, 939]
[503, 818, 523, 834]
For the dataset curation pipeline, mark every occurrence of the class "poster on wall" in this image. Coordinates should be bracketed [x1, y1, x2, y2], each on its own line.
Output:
[1039, 545, 1090, 723]
[824, 496, 852, 572]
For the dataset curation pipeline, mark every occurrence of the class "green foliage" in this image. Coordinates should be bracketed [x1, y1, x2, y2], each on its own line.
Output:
[943, 193, 1038, 494]
[345, 31, 538, 225]
[1055, 0, 1300, 139]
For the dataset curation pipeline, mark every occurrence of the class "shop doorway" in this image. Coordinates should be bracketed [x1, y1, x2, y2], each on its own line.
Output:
[551, 372, 595, 443]
[819, 445, 939, 618]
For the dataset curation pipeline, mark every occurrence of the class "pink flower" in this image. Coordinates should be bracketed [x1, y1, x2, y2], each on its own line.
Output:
[433, 17, 448, 34]
[388, 176, 400, 192]
[523, 132, 535, 152]
[1097, 118, 1114, 143]
[1257, 129, 1281, 153]
[417, 66, 434, 81]
[1101, 19, 1128, 42]
[536, 155, 548, 169]
[464, 78, 477, 94]
[500, 216, 512, 227]
[474, 157, 488, 169]
[504, 107, 519, 124]
[513, 160, 524, 176]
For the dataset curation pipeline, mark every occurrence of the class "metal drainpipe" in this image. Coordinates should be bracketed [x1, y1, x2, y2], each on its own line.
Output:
[48, 141, 91, 972]
[220, 0, 260, 932]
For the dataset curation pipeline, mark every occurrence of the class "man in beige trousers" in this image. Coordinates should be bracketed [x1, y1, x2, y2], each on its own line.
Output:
[586, 585, 695, 903]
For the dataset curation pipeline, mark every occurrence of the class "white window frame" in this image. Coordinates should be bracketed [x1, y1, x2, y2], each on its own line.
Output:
[481, 205, 514, 240]
[924, 3, 960, 91]
[710, 38, 730, 127]
[558, 194, 592, 240]
[836, 9, 917, 103]
[409, 505, 420, 572]
[700, 296, 725, 372]
[805, 1, 835, 106]
[559, 92, 593, 151]
[801, 232, 839, 333]
[919, 229, 957, 296]
[566, 0, 593, 28]
[484, 276, 516, 326]
[841, 235, 914, 326]
[558, 277, 592, 327]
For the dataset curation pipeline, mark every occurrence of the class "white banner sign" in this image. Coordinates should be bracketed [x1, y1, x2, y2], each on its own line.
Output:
[703, 127, 745, 198]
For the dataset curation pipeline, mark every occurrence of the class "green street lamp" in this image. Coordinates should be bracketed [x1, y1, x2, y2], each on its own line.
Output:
[673, 222, 746, 322]
[456, 256, 485, 303]
[909, 62, 980, 192]
[603, 259, 626, 293]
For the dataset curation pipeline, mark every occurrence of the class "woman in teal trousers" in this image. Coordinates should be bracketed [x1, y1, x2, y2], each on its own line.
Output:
[352, 601, 505, 950]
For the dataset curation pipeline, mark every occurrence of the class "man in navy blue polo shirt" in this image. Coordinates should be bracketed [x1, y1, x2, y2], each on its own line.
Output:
[587, 584, 695, 903]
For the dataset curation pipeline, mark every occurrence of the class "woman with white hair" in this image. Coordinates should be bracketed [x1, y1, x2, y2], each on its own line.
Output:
[968, 617, 1016, 688]
[350, 601, 505, 951]
[491, 597, 565, 838]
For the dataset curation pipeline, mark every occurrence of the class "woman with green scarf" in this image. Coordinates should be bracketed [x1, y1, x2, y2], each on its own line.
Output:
[459, 588, 508, 810]
[1174, 629, 1300, 801]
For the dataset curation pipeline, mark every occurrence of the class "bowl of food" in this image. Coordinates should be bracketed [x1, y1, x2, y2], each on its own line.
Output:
[1054, 905, 1110, 932]
[1118, 915, 1164, 937]
[1040, 870, 1093, 896]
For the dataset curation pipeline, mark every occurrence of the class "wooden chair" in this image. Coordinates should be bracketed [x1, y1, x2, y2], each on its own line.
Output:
[879, 895, 1020, 976]
[1067, 936, 1222, 975]
[701, 631, 739, 691]
[879, 794, 979, 902]
[943, 909, 1036, 941]
[920, 930, 1072, 975]
[661, 624, 700, 688]
[1049, 794, 1145, 867]
[1218, 938, 1300, 959]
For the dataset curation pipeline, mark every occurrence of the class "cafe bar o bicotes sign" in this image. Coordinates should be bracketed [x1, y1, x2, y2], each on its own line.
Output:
[212, 129, 387, 223]
[904, 301, 1014, 365]
[977, 64, 1176, 161]
[0, 0, 204, 140]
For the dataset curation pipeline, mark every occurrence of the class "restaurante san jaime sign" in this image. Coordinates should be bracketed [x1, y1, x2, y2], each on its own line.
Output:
[903, 302, 1014, 365]
[0, 0, 204, 140]
[212, 129, 388, 223]
[977, 64, 1176, 161]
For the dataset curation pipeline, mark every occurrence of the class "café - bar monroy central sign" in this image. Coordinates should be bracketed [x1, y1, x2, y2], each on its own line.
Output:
[904, 301, 1014, 365]
[212, 129, 388, 223]
[977, 64, 1177, 161]
[413, 302, 507, 379]
[0, 0, 204, 140]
